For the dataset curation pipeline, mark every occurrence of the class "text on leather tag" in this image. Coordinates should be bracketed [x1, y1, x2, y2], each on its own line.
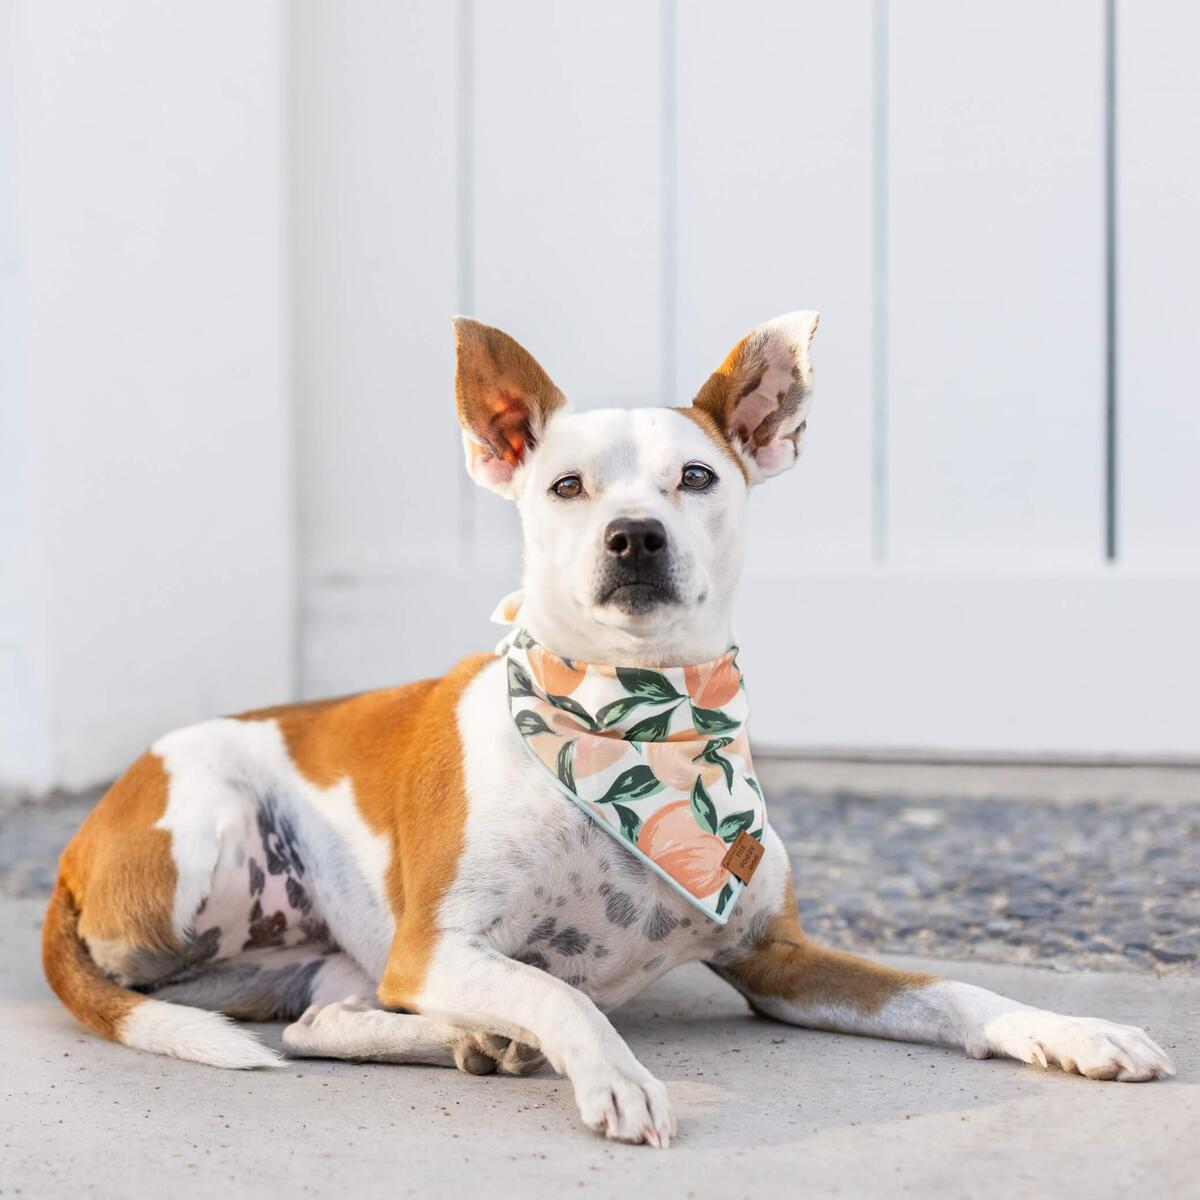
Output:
[721, 830, 765, 885]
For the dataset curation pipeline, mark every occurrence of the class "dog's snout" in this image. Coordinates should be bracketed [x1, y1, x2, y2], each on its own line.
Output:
[604, 518, 667, 561]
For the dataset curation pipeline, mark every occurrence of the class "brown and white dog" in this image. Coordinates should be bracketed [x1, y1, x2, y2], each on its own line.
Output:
[44, 314, 1173, 1147]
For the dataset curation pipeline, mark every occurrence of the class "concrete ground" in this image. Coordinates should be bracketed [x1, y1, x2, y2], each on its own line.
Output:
[2, 891, 1197, 1200]
[4, 762, 1198, 1197]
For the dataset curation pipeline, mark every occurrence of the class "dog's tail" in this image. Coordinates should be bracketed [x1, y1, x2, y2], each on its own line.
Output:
[41, 880, 281, 1070]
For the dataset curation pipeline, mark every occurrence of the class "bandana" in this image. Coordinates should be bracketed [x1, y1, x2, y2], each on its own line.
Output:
[494, 594, 767, 924]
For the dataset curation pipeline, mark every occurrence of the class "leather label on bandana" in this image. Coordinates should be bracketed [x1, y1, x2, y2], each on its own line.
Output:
[721, 830, 765, 884]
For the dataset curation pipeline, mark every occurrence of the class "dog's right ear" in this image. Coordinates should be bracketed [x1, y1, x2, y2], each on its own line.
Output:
[688, 311, 820, 484]
[452, 317, 567, 498]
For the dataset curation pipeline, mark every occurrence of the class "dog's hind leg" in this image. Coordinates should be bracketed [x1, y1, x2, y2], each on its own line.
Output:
[280, 996, 544, 1076]
[711, 880, 1174, 1083]
[146, 948, 372, 1022]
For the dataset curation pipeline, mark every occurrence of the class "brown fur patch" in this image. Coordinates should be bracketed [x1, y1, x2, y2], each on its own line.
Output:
[234, 655, 496, 1010]
[725, 880, 935, 1017]
[45, 750, 186, 1041]
[61, 752, 178, 954]
[676, 406, 750, 481]
[42, 881, 145, 1041]
[454, 318, 566, 467]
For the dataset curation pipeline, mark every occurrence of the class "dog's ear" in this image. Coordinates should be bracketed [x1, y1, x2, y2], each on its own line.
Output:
[687, 311, 820, 483]
[452, 317, 567, 497]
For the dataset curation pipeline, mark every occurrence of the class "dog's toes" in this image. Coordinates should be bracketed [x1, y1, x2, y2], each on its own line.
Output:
[453, 1034, 500, 1076]
[498, 1038, 546, 1076]
[985, 1010, 1175, 1083]
[453, 1033, 545, 1077]
[574, 1060, 675, 1148]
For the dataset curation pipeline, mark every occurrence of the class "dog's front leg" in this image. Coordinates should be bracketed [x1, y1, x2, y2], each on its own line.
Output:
[381, 936, 675, 1147]
[713, 884, 1174, 1082]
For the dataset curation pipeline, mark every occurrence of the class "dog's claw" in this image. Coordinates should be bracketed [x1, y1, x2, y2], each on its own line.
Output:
[574, 1057, 675, 1147]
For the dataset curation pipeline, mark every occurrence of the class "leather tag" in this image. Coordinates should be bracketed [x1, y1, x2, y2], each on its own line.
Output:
[721, 830, 765, 885]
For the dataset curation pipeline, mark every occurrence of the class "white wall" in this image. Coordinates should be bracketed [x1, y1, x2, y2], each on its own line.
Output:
[1117, 0, 1200, 566]
[0, 1, 292, 790]
[4, 2, 1199, 790]
[293, 0, 1200, 759]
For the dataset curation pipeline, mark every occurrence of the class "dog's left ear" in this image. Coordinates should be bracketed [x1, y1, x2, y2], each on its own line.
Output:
[688, 311, 820, 483]
[453, 316, 567, 497]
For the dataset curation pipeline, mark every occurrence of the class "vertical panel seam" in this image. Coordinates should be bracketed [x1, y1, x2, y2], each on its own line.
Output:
[871, 0, 889, 563]
[1105, 0, 1118, 561]
[456, 0, 476, 561]
[660, 0, 678, 408]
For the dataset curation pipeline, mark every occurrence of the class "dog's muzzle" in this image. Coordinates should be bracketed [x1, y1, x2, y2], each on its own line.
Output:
[594, 517, 681, 614]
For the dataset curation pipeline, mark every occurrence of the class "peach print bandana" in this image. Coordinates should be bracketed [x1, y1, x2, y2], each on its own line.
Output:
[496, 604, 767, 924]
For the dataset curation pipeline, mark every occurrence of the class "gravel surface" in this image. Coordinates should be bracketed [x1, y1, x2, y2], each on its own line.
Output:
[770, 789, 1200, 974]
[4, 770, 1198, 974]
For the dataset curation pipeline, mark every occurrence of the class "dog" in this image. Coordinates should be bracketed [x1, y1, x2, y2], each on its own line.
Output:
[43, 312, 1173, 1147]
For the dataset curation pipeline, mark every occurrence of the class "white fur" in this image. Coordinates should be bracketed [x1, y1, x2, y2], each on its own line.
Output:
[514, 407, 746, 666]
[153, 717, 395, 976]
[120, 998, 281, 1070]
[741, 979, 1174, 1083]
[420, 932, 675, 1147]
[282, 997, 463, 1067]
[308, 952, 375, 1006]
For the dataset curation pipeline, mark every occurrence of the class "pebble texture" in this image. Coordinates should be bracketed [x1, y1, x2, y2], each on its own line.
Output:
[4, 777, 1198, 974]
[772, 790, 1200, 974]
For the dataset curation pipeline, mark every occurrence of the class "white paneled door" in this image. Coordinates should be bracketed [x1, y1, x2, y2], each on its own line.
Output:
[292, 0, 1200, 760]
[886, 0, 1107, 568]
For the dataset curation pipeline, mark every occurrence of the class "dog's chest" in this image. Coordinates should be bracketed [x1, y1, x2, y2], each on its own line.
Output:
[452, 796, 724, 1009]
[446, 660, 771, 1009]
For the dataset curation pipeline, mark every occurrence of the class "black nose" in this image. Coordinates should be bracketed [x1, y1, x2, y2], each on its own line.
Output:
[604, 518, 667, 561]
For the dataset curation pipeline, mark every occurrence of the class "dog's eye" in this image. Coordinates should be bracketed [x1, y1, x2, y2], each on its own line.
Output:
[680, 463, 716, 491]
[551, 473, 584, 499]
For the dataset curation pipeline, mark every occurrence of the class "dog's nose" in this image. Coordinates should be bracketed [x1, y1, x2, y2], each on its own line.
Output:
[604, 518, 667, 560]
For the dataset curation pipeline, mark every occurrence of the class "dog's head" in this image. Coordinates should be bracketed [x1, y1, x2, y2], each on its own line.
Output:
[454, 312, 819, 665]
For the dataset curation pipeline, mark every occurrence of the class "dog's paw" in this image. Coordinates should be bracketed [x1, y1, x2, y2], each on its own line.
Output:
[481, 1034, 546, 1076]
[979, 1009, 1175, 1082]
[451, 1033, 500, 1075]
[571, 1057, 676, 1148]
[449, 1032, 545, 1076]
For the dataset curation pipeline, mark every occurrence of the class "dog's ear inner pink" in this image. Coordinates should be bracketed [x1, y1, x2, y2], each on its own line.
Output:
[686, 311, 820, 483]
[453, 317, 567, 491]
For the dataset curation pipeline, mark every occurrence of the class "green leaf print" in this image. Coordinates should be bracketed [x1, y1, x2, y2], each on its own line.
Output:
[624, 703, 681, 742]
[690, 704, 741, 735]
[556, 739, 577, 792]
[546, 692, 598, 730]
[595, 764, 663, 806]
[744, 776, 763, 800]
[748, 827, 763, 841]
[514, 709, 557, 737]
[692, 736, 735, 790]
[615, 667, 682, 703]
[715, 882, 734, 916]
[596, 695, 655, 727]
[612, 803, 642, 843]
[508, 659, 535, 698]
[512, 629, 535, 649]
[716, 810, 755, 841]
[690, 776, 718, 835]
